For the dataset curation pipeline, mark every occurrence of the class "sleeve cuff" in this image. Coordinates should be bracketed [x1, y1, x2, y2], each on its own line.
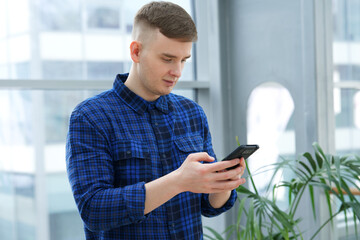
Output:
[123, 182, 150, 223]
[201, 189, 237, 217]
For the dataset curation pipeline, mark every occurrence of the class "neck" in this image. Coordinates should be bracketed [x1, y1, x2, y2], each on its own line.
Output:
[124, 66, 159, 102]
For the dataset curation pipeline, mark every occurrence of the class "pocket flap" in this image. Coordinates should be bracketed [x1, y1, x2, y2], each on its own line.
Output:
[174, 135, 203, 153]
[112, 140, 150, 160]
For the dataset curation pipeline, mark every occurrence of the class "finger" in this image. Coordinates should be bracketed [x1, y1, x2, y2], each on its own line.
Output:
[210, 178, 246, 191]
[228, 173, 245, 181]
[188, 152, 215, 163]
[239, 157, 246, 168]
[202, 158, 238, 172]
[206, 158, 240, 172]
[203, 177, 246, 193]
[212, 165, 243, 180]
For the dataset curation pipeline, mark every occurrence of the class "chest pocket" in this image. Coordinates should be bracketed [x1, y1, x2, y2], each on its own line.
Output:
[173, 134, 204, 168]
[112, 140, 151, 187]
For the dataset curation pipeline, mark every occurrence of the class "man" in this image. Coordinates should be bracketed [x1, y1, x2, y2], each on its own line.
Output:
[66, 1, 246, 239]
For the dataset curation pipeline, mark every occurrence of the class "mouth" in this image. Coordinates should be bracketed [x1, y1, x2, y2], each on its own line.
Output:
[163, 79, 176, 87]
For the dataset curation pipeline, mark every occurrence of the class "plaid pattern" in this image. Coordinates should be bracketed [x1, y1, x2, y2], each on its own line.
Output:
[66, 74, 237, 240]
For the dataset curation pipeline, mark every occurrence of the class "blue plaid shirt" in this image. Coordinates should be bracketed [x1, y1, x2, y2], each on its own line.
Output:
[66, 74, 237, 240]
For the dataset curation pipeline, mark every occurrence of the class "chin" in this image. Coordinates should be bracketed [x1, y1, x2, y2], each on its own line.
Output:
[160, 87, 174, 95]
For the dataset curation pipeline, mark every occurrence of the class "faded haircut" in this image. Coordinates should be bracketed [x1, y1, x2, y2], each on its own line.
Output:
[133, 1, 197, 42]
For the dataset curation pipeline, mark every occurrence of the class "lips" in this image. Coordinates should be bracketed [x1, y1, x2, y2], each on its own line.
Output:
[163, 79, 176, 86]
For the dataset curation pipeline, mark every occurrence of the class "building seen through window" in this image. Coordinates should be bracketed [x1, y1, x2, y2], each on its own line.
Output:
[0, 1, 194, 239]
[333, 0, 360, 156]
[333, 1, 360, 238]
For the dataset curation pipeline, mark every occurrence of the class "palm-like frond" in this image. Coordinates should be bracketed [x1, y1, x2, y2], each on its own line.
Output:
[205, 142, 360, 240]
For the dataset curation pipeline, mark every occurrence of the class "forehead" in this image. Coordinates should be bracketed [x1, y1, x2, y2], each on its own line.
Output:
[146, 29, 193, 57]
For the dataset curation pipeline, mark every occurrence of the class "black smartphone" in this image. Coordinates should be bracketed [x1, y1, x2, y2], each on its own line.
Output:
[222, 144, 259, 170]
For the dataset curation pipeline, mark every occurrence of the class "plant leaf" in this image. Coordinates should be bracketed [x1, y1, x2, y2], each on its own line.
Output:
[299, 161, 312, 178]
[308, 185, 316, 220]
[303, 152, 317, 172]
[204, 226, 224, 240]
[345, 202, 360, 221]
[320, 178, 334, 225]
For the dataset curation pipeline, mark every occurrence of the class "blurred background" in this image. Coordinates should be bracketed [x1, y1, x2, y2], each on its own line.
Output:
[0, 0, 359, 239]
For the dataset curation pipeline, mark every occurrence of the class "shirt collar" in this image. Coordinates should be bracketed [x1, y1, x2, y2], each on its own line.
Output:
[113, 73, 172, 115]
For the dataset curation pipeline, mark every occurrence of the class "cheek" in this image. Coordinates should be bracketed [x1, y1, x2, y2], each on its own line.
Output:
[150, 62, 170, 78]
[143, 58, 160, 73]
[140, 55, 170, 79]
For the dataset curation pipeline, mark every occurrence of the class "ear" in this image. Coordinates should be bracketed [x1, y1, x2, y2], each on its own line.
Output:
[130, 41, 141, 63]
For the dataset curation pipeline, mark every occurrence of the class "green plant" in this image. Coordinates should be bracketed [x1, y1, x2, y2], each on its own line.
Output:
[205, 142, 360, 240]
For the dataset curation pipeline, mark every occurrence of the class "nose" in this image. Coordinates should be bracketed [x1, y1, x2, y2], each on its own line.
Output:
[169, 62, 182, 78]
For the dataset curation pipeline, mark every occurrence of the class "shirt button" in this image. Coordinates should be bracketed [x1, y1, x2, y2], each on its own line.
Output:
[162, 154, 166, 158]
[126, 151, 131, 155]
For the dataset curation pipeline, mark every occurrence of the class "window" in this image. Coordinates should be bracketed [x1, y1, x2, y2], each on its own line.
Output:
[0, 1, 197, 239]
[333, 0, 360, 163]
[333, 0, 360, 238]
[247, 82, 295, 207]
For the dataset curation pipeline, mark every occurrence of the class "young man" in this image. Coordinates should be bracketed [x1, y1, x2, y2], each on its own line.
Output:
[66, 1, 246, 239]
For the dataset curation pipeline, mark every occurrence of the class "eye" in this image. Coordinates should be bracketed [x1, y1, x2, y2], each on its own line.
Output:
[163, 58, 172, 63]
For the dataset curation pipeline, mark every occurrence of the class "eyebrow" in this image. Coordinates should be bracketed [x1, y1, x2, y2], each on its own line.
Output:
[162, 53, 191, 60]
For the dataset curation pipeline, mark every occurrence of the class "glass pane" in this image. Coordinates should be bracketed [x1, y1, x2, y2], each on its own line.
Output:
[0, 90, 36, 240]
[87, 5, 120, 29]
[39, 0, 81, 32]
[0, 87, 195, 240]
[8, 0, 30, 35]
[247, 82, 295, 208]
[333, 0, 360, 238]
[0, 0, 197, 238]
[334, 89, 360, 155]
[333, 0, 360, 41]
[87, 62, 124, 80]
[42, 61, 83, 80]
[0, 0, 195, 81]
[0, 1, 7, 39]
[0, 89, 102, 240]
[333, 0, 360, 82]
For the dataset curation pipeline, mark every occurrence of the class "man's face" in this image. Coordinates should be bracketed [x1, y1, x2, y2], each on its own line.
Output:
[136, 29, 193, 101]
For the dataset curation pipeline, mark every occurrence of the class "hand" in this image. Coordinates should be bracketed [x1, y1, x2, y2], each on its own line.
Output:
[208, 157, 246, 208]
[223, 157, 246, 182]
[174, 152, 246, 194]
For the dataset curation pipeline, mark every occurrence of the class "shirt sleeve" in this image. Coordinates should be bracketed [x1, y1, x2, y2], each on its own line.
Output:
[66, 109, 148, 232]
[201, 190, 237, 217]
